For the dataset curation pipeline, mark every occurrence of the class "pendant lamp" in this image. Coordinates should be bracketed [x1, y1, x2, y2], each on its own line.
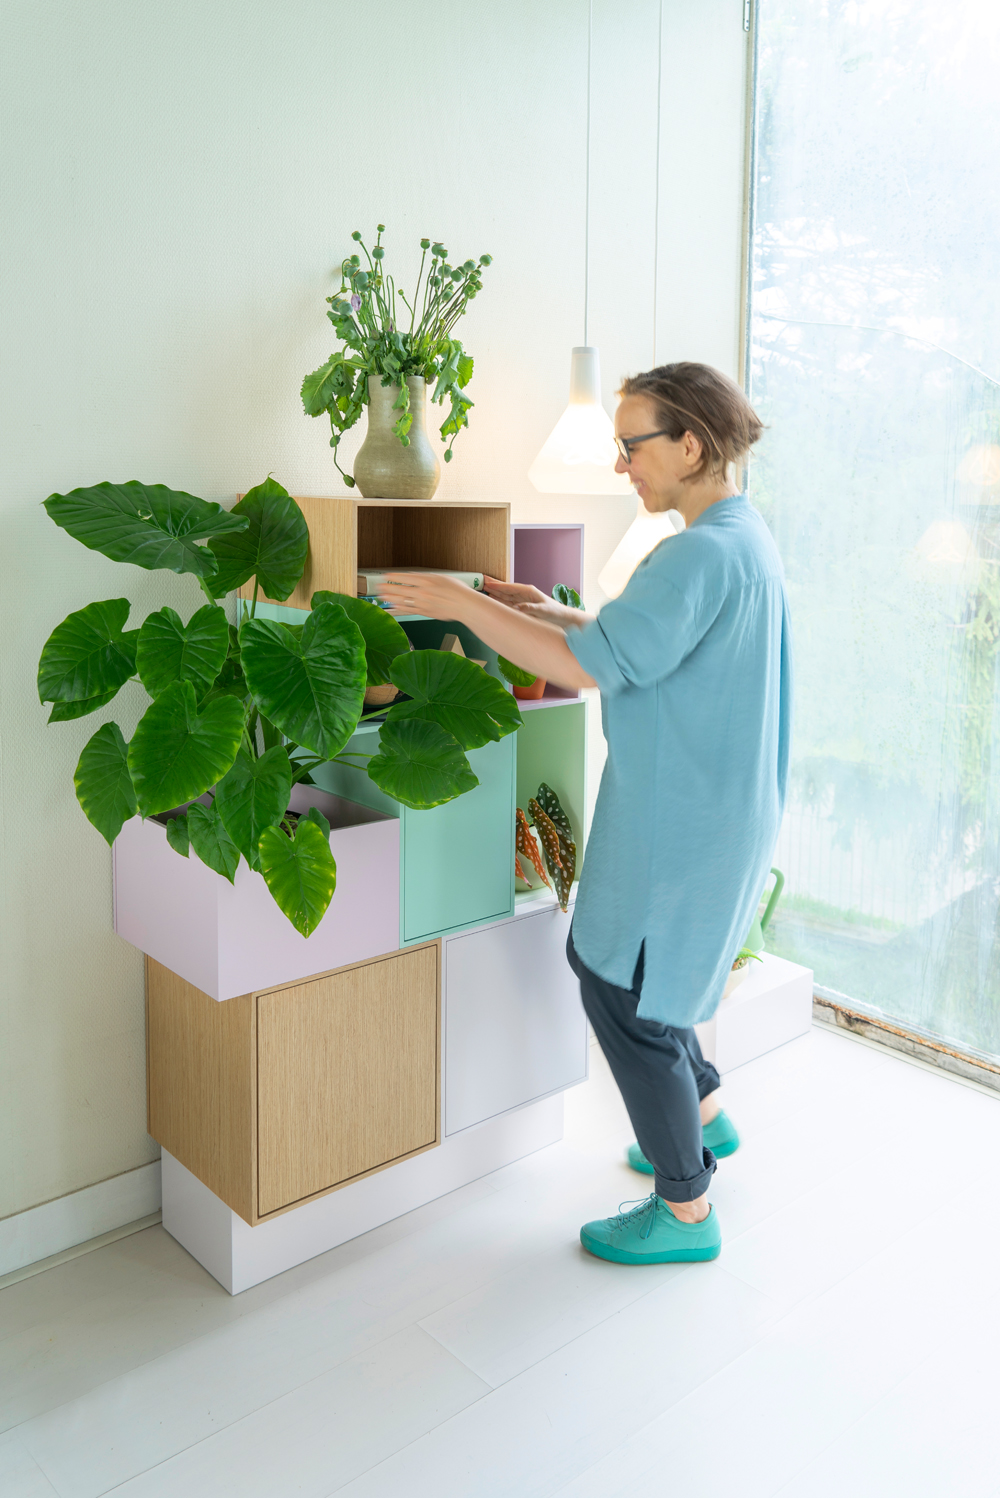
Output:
[597, 496, 682, 598]
[528, 347, 632, 494]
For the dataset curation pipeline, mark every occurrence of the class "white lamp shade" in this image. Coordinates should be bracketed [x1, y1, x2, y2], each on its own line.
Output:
[598, 497, 683, 599]
[529, 347, 633, 495]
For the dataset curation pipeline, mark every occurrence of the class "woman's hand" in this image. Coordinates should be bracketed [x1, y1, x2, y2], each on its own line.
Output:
[483, 577, 592, 630]
[482, 577, 548, 609]
[376, 572, 477, 621]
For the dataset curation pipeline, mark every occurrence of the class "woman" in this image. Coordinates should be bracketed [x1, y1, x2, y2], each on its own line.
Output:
[379, 361, 791, 1266]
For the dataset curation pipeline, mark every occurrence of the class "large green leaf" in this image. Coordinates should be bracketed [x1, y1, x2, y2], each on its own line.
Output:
[74, 722, 137, 844]
[127, 681, 245, 815]
[386, 650, 522, 749]
[187, 801, 241, 883]
[165, 813, 190, 857]
[206, 477, 309, 601]
[258, 818, 337, 937]
[42, 481, 248, 577]
[38, 598, 138, 705]
[311, 590, 410, 685]
[240, 601, 366, 759]
[367, 719, 478, 809]
[135, 604, 230, 698]
[48, 689, 119, 723]
[214, 746, 292, 871]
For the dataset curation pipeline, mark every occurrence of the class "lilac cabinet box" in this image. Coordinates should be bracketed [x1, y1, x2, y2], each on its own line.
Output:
[113, 785, 400, 1001]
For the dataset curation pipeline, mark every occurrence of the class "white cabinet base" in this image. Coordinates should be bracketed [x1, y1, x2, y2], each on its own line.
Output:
[162, 1092, 564, 1295]
[695, 952, 813, 1073]
[444, 892, 587, 1136]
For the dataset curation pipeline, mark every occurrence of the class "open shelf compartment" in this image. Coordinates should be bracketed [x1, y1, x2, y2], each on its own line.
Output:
[239, 496, 510, 610]
[514, 697, 587, 892]
[511, 522, 585, 706]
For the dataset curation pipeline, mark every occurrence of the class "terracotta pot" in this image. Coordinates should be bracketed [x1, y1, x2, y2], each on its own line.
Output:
[353, 375, 441, 500]
[512, 676, 547, 701]
[364, 682, 399, 707]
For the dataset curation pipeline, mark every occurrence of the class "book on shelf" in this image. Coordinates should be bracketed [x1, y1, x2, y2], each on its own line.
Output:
[357, 594, 400, 612]
[357, 568, 485, 596]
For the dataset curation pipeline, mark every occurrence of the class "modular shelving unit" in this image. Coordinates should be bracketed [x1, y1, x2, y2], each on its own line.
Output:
[115, 498, 591, 1293]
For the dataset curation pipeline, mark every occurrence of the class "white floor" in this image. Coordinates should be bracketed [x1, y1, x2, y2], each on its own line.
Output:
[2, 1025, 1000, 1498]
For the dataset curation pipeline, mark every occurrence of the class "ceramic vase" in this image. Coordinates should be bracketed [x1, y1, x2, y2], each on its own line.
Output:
[353, 375, 441, 500]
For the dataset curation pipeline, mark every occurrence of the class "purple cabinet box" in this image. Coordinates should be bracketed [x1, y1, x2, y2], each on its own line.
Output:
[113, 785, 400, 1001]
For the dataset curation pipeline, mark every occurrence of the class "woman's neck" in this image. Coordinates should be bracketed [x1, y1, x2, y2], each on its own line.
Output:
[672, 473, 740, 528]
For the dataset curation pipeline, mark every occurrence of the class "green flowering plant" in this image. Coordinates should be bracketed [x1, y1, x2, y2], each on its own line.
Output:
[301, 225, 492, 486]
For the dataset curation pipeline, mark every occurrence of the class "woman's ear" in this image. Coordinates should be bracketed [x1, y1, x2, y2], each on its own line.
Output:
[682, 430, 704, 470]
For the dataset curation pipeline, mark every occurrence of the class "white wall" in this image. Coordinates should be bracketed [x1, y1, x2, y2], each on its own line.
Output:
[0, 0, 749, 1224]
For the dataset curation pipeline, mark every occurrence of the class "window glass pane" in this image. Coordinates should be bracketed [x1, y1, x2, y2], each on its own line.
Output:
[749, 0, 1000, 1058]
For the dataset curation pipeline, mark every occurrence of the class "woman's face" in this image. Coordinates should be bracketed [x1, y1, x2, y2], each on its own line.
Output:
[614, 394, 703, 511]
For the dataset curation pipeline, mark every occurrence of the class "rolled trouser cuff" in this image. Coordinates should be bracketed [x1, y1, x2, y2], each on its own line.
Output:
[654, 1145, 717, 1204]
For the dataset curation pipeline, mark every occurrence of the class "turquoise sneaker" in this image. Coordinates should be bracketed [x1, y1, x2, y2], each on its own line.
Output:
[625, 1110, 740, 1176]
[580, 1194, 722, 1264]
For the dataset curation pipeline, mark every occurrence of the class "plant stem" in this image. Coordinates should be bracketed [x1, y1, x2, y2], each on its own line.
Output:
[410, 248, 427, 333]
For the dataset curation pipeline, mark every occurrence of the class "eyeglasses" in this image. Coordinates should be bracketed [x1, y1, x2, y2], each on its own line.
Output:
[614, 429, 673, 465]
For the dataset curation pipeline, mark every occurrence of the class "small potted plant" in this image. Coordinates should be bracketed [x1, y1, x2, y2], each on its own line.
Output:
[36, 476, 521, 952]
[301, 225, 492, 499]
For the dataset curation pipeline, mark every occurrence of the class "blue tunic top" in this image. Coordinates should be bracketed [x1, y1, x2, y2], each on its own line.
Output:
[567, 493, 792, 1027]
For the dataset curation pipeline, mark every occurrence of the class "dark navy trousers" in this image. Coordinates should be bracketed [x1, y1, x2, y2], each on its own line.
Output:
[567, 927, 719, 1203]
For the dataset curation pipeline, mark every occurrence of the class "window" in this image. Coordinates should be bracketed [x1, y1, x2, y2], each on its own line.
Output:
[748, 0, 1000, 1060]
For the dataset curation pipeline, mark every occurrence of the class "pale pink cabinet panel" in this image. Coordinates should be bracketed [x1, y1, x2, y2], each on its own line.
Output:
[113, 787, 400, 1001]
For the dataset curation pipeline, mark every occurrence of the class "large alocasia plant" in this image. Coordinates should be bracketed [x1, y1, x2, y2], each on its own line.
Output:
[38, 477, 521, 935]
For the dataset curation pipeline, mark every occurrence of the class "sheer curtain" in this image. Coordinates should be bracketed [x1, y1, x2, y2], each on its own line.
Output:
[749, 0, 1000, 1058]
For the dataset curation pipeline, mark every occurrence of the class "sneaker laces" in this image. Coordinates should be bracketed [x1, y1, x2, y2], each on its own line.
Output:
[610, 1194, 660, 1239]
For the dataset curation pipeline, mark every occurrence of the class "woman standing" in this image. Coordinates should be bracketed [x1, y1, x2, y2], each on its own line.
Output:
[379, 361, 791, 1267]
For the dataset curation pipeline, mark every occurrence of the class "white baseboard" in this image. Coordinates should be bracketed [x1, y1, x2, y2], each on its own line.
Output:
[0, 1160, 162, 1277]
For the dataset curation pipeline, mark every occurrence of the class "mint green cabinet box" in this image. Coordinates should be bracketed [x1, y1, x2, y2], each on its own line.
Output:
[311, 725, 515, 946]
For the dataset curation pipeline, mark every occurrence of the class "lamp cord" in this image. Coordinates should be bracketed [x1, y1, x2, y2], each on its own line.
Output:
[584, 0, 593, 347]
[583, 0, 662, 361]
[653, 0, 663, 366]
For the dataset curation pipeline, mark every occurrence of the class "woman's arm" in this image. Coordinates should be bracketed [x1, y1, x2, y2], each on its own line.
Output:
[376, 573, 597, 690]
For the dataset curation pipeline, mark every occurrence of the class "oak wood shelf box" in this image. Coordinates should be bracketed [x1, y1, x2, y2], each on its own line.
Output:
[238, 496, 510, 608]
[146, 944, 441, 1226]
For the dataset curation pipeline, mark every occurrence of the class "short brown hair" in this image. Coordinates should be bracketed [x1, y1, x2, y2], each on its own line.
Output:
[618, 362, 764, 480]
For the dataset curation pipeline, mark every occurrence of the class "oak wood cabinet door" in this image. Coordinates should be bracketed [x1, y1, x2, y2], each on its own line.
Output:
[256, 945, 439, 1216]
